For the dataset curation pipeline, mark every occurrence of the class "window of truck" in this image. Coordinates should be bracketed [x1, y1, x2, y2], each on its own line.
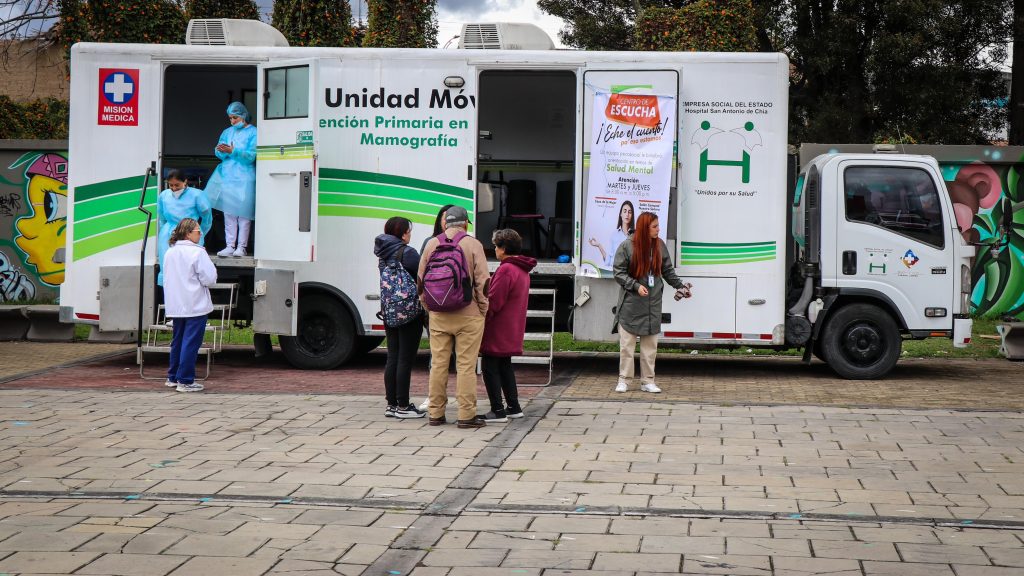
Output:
[265, 65, 309, 119]
[843, 166, 944, 249]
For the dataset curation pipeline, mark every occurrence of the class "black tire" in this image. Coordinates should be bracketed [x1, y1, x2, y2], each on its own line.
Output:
[820, 303, 901, 379]
[356, 335, 385, 355]
[279, 293, 355, 369]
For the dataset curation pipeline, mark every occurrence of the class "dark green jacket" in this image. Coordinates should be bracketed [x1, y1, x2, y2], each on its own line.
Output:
[612, 236, 684, 336]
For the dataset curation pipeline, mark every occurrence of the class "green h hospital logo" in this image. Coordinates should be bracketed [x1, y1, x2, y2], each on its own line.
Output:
[692, 121, 762, 184]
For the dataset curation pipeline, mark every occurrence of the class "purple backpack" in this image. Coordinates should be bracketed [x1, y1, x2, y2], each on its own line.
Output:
[421, 231, 474, 312]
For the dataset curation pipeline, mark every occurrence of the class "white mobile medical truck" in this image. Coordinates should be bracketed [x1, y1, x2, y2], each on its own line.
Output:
[61, 20, 979, 379]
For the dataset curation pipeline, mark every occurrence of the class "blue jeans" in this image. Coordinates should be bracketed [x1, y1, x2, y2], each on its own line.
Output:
[167, 315, 207, 384]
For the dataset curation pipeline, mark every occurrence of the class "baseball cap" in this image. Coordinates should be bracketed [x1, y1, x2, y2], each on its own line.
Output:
[444, 205, 470, 225]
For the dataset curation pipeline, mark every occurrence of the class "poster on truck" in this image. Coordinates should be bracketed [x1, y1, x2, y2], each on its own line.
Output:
[580, 91, 674, 277]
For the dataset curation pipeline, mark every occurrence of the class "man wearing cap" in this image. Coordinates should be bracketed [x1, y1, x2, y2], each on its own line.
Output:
[418, 205, 491, 429]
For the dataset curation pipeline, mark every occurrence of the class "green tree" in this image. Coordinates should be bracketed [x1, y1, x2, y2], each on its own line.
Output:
[537, 0, 692, 51]
[56, 0, 186, 62]
[1008, 0, 1023, 144]
[634, 0, 758, 52]
[271, 0, 354, 47]
[781, 0, 1009, 144]
[363, 0, 437, 48]
[184, 0, 261, 21]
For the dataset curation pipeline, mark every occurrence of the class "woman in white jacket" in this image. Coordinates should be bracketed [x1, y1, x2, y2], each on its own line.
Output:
[163, 218, 217, 392]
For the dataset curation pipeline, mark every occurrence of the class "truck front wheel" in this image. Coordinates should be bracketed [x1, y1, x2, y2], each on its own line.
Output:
[279, 293, 355, 369]
[820, 303, 901, 379]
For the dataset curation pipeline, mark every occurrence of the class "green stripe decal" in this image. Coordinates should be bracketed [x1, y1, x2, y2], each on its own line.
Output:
[75, 205, 157, 240]
[320, 168, 472, 200]
[318, 206, 437, 226]
[319, 180, 472, 210]
[75, 189, 158, 221]
[74, 223, 155, 261]
[680, 241, 777, 265]
[257, 144, 314, 160]
[75, 175, 151, 202]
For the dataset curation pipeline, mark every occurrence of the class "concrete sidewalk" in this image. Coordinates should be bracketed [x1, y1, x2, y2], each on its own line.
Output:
[0, 383, 1021, 575]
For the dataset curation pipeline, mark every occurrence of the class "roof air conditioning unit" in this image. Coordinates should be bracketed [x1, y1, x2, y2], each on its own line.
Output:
[187, 19, 289, 47]
[458, 23, 554, 50]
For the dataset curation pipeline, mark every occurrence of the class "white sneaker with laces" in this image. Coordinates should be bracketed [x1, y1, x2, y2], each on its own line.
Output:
[614, 381, 628, 393]
[640, 382, 662, 393]
[176, 382, 204, 393]
[232, 246, 247, 257]
[216, 246, 234, 257]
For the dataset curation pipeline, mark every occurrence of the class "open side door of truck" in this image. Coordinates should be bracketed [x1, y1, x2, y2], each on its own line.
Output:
[255, 58, 319, 262]
[252, 59, 320, 336]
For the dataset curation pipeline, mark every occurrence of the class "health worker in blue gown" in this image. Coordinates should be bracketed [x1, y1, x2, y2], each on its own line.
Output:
[206, 102, 257, 258]
[157, 169, 212, 286]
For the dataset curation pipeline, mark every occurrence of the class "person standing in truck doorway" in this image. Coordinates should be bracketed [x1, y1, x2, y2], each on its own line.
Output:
[206, 102, 257, 258]
[157, 169, 212, 286]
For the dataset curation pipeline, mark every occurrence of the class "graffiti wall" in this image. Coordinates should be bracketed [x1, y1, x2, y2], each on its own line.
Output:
[0, 141, 68, 303]
[801, 144, 1024, 320]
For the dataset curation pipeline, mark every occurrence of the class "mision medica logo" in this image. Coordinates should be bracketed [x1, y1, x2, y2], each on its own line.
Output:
[691, 120, 762, 184]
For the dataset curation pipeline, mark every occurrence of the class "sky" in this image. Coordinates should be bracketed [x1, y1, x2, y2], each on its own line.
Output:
[254, 0, 566, 49]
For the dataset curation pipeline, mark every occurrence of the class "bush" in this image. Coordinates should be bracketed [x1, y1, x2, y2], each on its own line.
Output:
[272, 0, 355, 47]
[363, 0, 437, 48]
[184, 0, 261, 21]
[634, 0, 758, 53]
[0, 96, 69, 139]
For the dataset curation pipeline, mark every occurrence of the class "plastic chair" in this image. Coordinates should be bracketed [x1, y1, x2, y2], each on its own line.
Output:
[546, 180, 573, 257]
[498, 179, 543, 256]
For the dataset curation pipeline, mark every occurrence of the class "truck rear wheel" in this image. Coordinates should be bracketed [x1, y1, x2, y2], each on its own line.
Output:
[820, 303, 901, 379]
[279, 293, 355, 369]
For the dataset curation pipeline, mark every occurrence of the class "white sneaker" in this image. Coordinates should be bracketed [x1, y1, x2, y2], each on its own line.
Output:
[640, 382, 662, 393]
[216, 246, 234, 257]
[164, 379, 177, 388]
[614, 381, 628, 393]
[418, 399, 429, 411]
[232, 246, 246, 257]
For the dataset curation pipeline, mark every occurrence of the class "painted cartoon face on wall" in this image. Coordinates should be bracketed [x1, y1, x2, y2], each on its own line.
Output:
[14, 153, 68, 286]
[946, 162, 1001, 244]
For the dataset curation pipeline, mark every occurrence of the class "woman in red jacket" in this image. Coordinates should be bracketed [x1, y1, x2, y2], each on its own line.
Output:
[478, 229, 537, 422]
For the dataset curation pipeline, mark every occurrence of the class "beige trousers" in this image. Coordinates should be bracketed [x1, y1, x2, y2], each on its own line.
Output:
[618, 327, 659, 384]
[427, 312, 485, 421]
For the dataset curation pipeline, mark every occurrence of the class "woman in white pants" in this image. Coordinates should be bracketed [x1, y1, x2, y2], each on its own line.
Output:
[206, 102, 256, 257]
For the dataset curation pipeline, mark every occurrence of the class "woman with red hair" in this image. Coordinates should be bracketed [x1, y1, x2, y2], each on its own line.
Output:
[611, 212, 690, 393]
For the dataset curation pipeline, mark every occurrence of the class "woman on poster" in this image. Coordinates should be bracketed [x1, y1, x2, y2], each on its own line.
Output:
[588, 200, 634, 269]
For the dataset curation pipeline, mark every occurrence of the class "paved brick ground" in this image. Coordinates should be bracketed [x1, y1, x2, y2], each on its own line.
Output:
[1, 345, 548, 402]
[565, 354, 1024, 411]
[0, 342, 132, 382]
[1, 343, 1023, 574]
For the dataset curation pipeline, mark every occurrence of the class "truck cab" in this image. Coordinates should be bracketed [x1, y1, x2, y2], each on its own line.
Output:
[790, 153, 974, 378]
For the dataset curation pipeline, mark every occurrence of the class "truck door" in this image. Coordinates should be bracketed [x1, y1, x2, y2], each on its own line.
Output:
[255, 59, 318, 262]
[833, 159, 955, 330]
[64, 54, 161, 325]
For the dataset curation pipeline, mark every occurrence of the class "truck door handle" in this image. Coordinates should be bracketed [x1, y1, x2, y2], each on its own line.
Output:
[842, 250, 857, 275]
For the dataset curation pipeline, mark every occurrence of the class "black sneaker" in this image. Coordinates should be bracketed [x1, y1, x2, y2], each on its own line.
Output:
[396, 404, 426, 419]
[507, 409, 524, 419]
[385, 405, 397, 418]
[479, 411, 508, 423]
[457, 416, 487, 429]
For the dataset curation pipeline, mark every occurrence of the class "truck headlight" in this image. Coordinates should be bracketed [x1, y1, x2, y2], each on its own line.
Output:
[961, 265, 971, 294]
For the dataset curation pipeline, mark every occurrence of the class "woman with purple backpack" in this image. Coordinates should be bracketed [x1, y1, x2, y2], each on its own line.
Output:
[374, 217, 426, 419]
